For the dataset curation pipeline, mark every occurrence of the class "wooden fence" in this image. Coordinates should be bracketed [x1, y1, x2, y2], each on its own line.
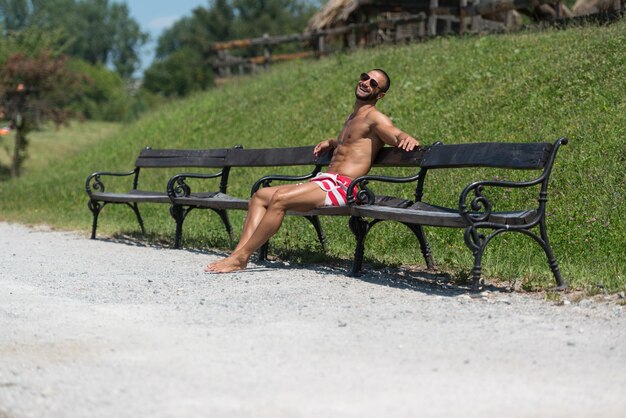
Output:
[212, 0, 624, 78]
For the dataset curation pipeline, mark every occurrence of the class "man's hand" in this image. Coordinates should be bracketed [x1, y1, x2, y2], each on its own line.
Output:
[397, 135, 420, 151]
[313, 139, 336, 156]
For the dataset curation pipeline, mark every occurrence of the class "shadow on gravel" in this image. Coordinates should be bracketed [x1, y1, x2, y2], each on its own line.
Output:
[251, 259, 511, 298]
[100, 233, 510, 297]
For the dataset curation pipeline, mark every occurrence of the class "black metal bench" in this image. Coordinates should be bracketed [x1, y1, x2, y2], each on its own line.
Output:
[167, 145, 331, 250]
[86, 145, 340, 250]
[347, 138, 569, 290]
[85, 147, 233, 241]
[167, 145, 427, 259]
[247, 146, 428, 260]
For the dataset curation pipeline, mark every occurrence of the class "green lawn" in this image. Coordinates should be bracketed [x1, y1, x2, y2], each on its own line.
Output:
[0, 121, 121, 180]
[0, 18, 624, 293]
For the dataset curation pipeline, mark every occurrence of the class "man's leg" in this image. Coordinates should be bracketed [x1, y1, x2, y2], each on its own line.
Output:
[205, 182, 326, 273]
[233, 184, 292, 253]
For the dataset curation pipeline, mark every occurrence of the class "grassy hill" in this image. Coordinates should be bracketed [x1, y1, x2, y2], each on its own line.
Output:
[1, 19, 624, 292]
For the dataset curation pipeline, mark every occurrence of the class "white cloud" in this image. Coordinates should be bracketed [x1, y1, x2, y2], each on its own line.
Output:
[148, 16, 179, 31]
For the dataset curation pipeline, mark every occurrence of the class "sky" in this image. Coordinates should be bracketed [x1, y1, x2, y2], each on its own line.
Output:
[125, 0, 209, 72]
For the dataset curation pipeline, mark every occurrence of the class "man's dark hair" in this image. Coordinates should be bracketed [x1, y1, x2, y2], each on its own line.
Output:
[373, 68, 391, 92]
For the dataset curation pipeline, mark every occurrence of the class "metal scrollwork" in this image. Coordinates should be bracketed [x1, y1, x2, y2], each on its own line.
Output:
[464, 226, 486, 252]
[173, 176, 191, 197]
[87, 199, 101, 213]
[91, 175, 104, 193]
[468, 185, 492, 222]
[356, 180, 375, 205]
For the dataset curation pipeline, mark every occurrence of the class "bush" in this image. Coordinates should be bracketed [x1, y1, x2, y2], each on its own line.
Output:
[67, 59, 134, 121]
[142, 47, 214, 97]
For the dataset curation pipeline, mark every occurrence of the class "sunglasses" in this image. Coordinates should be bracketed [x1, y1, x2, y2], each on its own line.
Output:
[359, 73, 379, 89]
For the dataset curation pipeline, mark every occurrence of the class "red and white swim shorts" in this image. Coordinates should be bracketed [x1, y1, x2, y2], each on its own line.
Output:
[309, 172, 357, 207]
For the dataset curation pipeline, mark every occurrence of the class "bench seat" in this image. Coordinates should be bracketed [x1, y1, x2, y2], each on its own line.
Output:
[171, 193, 249, 210]
[288, 195, 413, 217]
[353, 202, 538, 228]
[90, 190, 171, 204]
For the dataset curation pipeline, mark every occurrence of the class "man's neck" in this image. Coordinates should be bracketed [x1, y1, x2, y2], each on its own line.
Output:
[353, 100, 376, 114]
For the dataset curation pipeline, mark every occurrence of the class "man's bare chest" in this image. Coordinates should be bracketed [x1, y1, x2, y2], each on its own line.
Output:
[337, 116, 374, 143]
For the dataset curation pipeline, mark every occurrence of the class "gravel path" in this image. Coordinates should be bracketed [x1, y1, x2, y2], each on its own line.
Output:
[0, 221, 624, 418]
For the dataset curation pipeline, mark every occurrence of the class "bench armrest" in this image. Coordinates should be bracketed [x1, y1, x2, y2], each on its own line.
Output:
[167, 170, 226, 198]
[458, 176, 546, 227]
[250, 166, 323, 195]
[85, 169, 137, 196]
[460, 137, 568, 226]
[347, 172, 423, 205]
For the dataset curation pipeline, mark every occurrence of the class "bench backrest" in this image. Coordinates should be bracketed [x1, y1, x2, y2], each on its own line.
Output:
[372, 147, 428, 167]
[135, 142, 554, 172]
[225, 146, 329, 167]
[135, 148, 229, 168]
[420, 142, 554, 170]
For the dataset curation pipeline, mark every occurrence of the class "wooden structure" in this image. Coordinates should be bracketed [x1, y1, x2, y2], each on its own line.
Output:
[211, 0, 573, 78]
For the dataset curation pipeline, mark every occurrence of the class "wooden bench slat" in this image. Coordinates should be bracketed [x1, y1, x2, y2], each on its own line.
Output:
[138, 148, 229, 158]
[353, 202, 539, 228]
[421, 142, 552, 169]
[171, 193, 248, 210]
[136, 157, 228, 168]
[288, 206, 352, 216]
[226, 146, 328, 167]
[372, 147, 427, 167]
[91, 190, 170, 204]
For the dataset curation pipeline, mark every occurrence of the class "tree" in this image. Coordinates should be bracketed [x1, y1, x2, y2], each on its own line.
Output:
[231, 0, 316, 38]
[155, 0, 235, 60]
[0, 0, 148, 79]
[143, 47, 212, 97]
[145, 0, 318, 96]
[0, 30, 83, 177]
[67, 58, 132, 121]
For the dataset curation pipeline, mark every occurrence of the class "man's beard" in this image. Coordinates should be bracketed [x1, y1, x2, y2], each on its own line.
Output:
[355, 86, 377, 101]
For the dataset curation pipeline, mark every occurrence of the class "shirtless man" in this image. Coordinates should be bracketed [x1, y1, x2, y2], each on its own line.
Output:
[205, 69, 420, 273]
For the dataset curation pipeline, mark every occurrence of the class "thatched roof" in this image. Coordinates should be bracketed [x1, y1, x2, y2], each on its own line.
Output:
[306, 0, 437, 32]
[306, 0, 364, 32]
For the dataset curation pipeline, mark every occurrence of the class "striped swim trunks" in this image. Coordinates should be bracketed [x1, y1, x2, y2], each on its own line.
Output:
[309, 172, 356, 207]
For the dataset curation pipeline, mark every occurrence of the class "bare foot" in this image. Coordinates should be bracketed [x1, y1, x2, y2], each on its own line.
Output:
[204, 258, 224, 272]
[204, 254, 248, 273]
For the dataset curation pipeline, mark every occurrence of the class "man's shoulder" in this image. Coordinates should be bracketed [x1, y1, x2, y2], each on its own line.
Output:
[367, 107, 392, 124]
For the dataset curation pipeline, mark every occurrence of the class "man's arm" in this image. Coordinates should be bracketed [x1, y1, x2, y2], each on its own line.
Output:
[371, 112, 420, 151]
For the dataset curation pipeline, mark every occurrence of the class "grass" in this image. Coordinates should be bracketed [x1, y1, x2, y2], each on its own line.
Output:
[0, 18, 624, 293]
[0, 121, 121, 180]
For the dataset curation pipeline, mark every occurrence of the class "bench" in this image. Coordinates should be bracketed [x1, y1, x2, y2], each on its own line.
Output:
[85, 146, 336, 250]
[346, 138, 569, 290]
[166, 145, 421, 258]
[86, 138, 568, 291]
[85, 147, 234, 242]
[167, 145, 330, 251]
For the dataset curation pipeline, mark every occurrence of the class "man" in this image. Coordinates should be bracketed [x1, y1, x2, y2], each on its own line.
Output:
[205, 69, 420, 273]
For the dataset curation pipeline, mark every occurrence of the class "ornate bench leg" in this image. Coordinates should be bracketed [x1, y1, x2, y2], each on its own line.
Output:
[128, 202, 146, 235]
[212, 209, 234, 242]
[170, 205, 186, 249]
[539, 220, 567, 289]
[258, 242, 269, 262]
[471, 253, 484, 292]
[464, 226, 486, 291]
[304, 215, 327, 253]
[403, 223, 435, 270]
[87, 200, 102, 239]
[348, 216, 370, 276]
